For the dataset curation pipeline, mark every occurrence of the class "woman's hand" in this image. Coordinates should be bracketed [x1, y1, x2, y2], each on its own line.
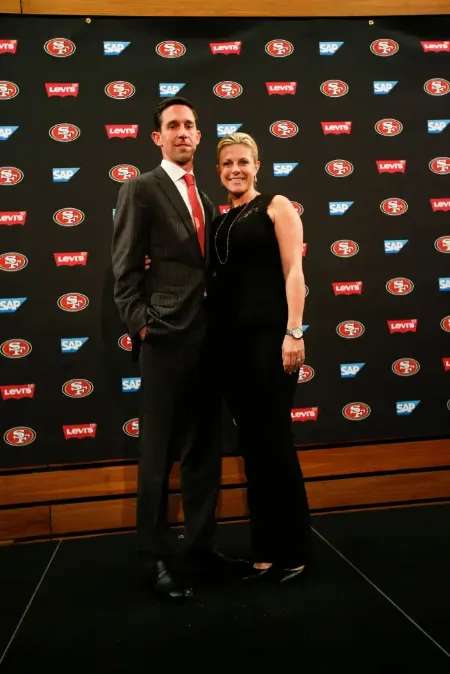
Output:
[282, 335, 305, 374]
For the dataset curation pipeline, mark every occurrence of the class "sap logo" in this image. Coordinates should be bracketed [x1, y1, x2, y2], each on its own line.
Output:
[61, 338, 89, 353]
[396, 400, 420, 416]
[428, 120, 450, 134]
[329, 201, 353, 215]
[122, 377, 141, 391]
[159, 83, 185, 97]
[384, 239, 408, 254]
[373, 81, 398, 94]
[0, 126, 18, 140]
[319, 42, 344, 55]
[340, 363, 365, 378]
[217, 124, 242, 137]
[103, 41, 130, 55]
[52, 168, 80, 182]
[0, 297, 27, 313]
[273, 163, 298, 176]
[439, 277, 450, 291]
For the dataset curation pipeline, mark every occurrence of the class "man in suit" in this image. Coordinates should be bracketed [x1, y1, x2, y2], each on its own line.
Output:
[112, 97, 222, 600]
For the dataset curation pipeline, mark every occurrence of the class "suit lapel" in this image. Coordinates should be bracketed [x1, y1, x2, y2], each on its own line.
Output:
[154, 166, 196, 240]
[199, 190, 213, 266]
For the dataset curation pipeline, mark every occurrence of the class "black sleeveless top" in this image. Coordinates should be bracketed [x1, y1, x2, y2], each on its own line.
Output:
[209, 193, 287, 329]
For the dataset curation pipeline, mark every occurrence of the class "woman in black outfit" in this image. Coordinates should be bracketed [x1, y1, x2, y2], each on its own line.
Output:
[209, 132, 312, 583]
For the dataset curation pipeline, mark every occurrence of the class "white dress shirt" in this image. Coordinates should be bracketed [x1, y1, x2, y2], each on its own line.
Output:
[160, 159, 205, 223]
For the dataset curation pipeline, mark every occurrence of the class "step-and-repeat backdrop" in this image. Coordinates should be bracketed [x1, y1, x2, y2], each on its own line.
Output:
[0, 16, 449, 467]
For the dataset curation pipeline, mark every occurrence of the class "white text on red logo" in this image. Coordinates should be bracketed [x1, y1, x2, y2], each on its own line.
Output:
[54, 252, 88, 267]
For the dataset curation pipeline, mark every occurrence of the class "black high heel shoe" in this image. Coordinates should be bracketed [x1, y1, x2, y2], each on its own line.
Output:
[243, 563, 306, 584]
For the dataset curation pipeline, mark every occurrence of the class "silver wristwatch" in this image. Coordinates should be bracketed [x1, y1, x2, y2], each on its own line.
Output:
[286, 327, 304, 339]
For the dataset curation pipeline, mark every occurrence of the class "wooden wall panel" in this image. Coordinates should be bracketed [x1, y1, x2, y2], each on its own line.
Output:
[0, 0, 21, 12]
[48, 470, 450, 535]
[0, 506, 50, 540]
[19, 0, 450, 17]
[2, 439, 449, 507]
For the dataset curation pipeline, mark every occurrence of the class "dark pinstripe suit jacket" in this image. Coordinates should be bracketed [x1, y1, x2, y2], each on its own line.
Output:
[111, 165, 217, 351]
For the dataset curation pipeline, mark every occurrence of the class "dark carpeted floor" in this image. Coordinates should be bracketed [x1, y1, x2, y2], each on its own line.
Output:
[0, 504, 449, 672]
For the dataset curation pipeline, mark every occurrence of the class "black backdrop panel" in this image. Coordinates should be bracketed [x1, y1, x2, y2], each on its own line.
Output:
[0, 16, 449, 468]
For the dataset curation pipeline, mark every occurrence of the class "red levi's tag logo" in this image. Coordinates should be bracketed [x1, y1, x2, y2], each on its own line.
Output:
[63, 423, 97, 439]
[45, 83, 79, 97]
[291, 407, 319, 422]
[210, 41, 242, 54]
[54, 252, 88, 266]
[387, 319, 418, 333]
[0, 384, 35, 400]
[377, 160, 406, 173]
[332, 281, 363, 295]
[321, 121, 352, 134]
[105, 124, 139, 138]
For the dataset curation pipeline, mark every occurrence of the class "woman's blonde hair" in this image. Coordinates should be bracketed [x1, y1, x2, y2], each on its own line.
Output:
[216, 132, 259, 164]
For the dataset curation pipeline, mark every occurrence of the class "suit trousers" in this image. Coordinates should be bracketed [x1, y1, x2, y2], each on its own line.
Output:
[136, 326, 221, 564]
[219, 324, 312, 568]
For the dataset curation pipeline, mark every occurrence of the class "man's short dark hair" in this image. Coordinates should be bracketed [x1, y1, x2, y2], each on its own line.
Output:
[153, 97, 199, 131]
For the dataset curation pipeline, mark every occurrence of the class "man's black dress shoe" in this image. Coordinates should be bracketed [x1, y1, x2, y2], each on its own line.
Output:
[149, 560, 193, 601]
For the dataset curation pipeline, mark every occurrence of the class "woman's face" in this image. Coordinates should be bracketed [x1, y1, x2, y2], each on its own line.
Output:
[217, 144, 260, 197]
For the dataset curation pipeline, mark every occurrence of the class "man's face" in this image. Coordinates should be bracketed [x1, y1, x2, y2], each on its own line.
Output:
[152, 105, 201, 166]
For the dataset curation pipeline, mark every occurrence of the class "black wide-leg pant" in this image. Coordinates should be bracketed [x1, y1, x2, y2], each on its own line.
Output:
[220, 325, 312, 568]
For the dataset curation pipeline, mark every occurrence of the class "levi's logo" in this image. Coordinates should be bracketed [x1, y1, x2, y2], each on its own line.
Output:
[63, 423, 97, 439]
[0, 384, 35, 400]
[0, 211, 26, 225]
[291, 407, 319, 422]
[321, 121, 352, 134]
[332, 281, 363, 295]
[430, 199, 450, 211]
[387, 319, 418, 333]
[105, 125, 139, 138]
[54, 252, 88, 266]
[377, 160, 406, 173]
[45, 83, 79, 97]
[210, 41, 241, 54]
[265, 82, 297, 95]
[421, 41, 450, 52]
[0, 40, 18, 54]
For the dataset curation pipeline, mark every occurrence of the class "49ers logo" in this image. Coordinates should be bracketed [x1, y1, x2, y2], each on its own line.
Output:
[370, 39, 399, 56]
[0, 253, 28, 271]
[424, 79, 450, 96]
[291, 201, 304, 216]
[155, 41, 186, 58]
[265, 39, 294, 57]
[123, 418, 139, 437]
[380, 198, 408, 215]
[320, 80, 349, 97]
[392, 358, 420, 376]
[4, 427, 36, 446]
[118, 334, 132, 351]
[325, 160, 354, 177]
[53, 208, 85, 227]
[342, 403, 371, 421]
[336, 321, 365, 339]
[297, 365, 315, 383]
[435, 236, 450, 253]
[270, 120, 298, 138]
[57, 293, 89, 312]
[0, 81, 19, 99]
[375, 119, 403, 136]
[1, 339, 32, 358]
[104, 81, 135, 99]
[49, 123, 80, 142]
[441, 316, 450, 332]
[331, 240, 359, 257]
[429, 158, 450, 175]
[0, 167, 24, 186]
[109, 165, 140, 182]
[386, 277, 414, 295]
[62, 379, 94, 398]
[213, 81, 243, 98]
[44, 38, 76, 57]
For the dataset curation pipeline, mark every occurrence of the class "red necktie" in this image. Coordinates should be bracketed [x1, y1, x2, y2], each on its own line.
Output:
[183, 173, 205, 256]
